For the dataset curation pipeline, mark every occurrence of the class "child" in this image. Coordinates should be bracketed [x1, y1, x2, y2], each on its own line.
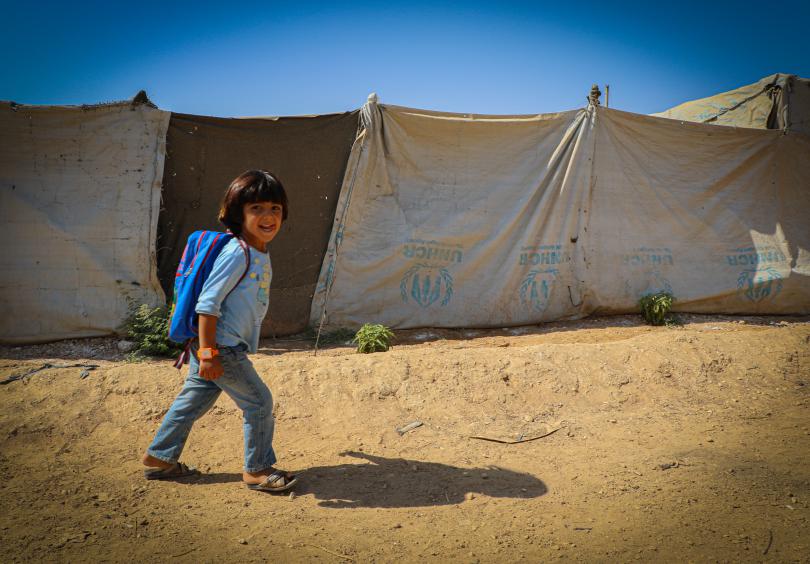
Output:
[142, 170, 297, 492]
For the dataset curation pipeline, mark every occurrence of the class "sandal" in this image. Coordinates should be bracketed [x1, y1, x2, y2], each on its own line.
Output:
[246, 469, 298, 493]
[144, 461, 200, 480]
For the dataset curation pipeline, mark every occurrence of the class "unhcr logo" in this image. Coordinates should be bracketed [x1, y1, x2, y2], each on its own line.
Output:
[737, 267, 783, 302]
[519, 244, 570, 266]
[402, 243, 463, 263]
[520, 250, 568, 266]
[623, 247, 674, 267]
[725, 249, 786, 266]
[519, 269, 559, 313]
[400, 264, 454, 308]
[724, 246, 786, 302]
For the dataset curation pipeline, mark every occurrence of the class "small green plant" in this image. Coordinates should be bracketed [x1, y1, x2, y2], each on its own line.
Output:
[353, 323, 395, 353]
[125, 302, 183, 358]
[639, 292, 676, 326]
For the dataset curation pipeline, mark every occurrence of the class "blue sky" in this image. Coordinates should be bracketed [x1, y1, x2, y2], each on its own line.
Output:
[2, 0, 808, 117]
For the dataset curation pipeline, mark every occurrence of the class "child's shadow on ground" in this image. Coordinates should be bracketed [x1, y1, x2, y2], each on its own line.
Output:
[297, 451, 547, 509]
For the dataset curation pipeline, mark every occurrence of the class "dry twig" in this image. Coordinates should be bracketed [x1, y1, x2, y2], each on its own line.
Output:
[306, 543, 354, 561]
[469, 427, 561, 444]
[763, 529, 773, 555]
[171, 547, 197, 558]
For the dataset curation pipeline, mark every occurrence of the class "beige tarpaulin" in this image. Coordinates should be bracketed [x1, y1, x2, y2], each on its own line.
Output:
[311, 97, 810, 330]
[652, 73, 810, 138]
[587, 108, 810, 315]
[0, 99, 170, 343]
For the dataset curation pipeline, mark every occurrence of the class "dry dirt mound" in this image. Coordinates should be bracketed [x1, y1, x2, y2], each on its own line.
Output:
[1, 315, 808, 562]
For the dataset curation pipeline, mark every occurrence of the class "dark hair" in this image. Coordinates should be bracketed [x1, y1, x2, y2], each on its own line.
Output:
[218, 170, 289, 234]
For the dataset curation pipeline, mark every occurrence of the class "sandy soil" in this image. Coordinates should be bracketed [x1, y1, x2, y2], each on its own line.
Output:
[0, 314, 808, 563]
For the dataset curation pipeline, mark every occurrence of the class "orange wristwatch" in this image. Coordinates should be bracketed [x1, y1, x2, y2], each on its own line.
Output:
[197, 347, 219, 361]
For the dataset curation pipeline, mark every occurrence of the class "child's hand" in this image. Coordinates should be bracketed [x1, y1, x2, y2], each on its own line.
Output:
[199, 358, 224, 380]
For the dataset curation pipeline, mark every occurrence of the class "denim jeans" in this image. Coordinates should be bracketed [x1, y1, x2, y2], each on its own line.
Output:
[147, 344, 276, 472]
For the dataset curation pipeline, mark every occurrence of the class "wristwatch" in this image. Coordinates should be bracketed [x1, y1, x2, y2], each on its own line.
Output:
[197, 347, 219, 361]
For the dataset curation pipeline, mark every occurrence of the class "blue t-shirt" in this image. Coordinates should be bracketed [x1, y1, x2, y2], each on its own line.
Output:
[195, 238, 271, 353]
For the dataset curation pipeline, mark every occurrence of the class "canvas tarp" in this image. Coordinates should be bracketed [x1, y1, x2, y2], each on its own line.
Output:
[311, 99, 810, 330]
[0, 99, 170, 343]
[652, 73, 810, 138]
[157, 111, 359, 336]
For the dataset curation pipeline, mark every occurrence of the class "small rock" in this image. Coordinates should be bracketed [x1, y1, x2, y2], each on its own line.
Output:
[238, 538, 248, 545]
[607, 419, 617, 424]
[288, 492, 296, 501]
[481, 473, 489, 479]
[464, 492, 476, 501]
[117, 340, 137, 353]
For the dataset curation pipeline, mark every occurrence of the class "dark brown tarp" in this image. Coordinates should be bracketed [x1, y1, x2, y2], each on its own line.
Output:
[157, 111, 359, 336]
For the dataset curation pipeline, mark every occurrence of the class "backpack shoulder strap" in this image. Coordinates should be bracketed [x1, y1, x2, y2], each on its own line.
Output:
[224, 237, 252, 299]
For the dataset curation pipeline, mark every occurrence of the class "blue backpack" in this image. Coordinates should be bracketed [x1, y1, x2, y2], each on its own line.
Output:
[168, 230, 250, 349]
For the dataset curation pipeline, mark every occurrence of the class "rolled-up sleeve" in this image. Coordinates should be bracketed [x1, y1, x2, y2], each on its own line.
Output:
[195, 245, 246, 318]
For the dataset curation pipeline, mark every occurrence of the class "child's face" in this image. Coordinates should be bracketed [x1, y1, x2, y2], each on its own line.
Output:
[241, 200, 283, 249]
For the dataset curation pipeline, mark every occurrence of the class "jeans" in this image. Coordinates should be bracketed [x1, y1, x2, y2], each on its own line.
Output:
[146, 343, 276, 472]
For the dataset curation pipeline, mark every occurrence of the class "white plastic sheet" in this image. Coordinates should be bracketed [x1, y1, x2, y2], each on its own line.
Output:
[311, 99, 810, 330]
[0, 101, 170, 343]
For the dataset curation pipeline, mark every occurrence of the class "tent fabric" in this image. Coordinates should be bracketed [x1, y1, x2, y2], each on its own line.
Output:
[786, 75, 810, 139]
[586, 108, 810, 315]
[311, 100, 810, 330]
[652, 73, 810, 138]
[0, 100, 170, 344]
[157, 111, 359, 336]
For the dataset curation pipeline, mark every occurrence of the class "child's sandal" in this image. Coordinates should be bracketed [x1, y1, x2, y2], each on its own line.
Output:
[144, 461, 200, 480]
[246, 469, 298, 492]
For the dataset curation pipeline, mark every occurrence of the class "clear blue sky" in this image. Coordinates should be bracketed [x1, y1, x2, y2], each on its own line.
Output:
[2, 0, 808, 117]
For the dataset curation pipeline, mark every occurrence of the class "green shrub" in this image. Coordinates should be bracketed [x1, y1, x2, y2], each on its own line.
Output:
[353, 323, 395, 353]
[639, 292, 675, 326]
[125, 302, 183, 358]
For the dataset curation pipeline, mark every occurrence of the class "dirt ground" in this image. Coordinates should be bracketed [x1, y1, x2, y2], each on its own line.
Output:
[0, 314, 808, 563]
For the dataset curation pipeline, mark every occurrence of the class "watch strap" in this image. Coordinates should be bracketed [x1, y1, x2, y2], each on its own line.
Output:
[197, 347, 219, 360]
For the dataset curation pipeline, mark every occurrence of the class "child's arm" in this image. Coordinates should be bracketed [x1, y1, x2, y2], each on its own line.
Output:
[198, 313, 224, 380]
[195, 242, 246, 380]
